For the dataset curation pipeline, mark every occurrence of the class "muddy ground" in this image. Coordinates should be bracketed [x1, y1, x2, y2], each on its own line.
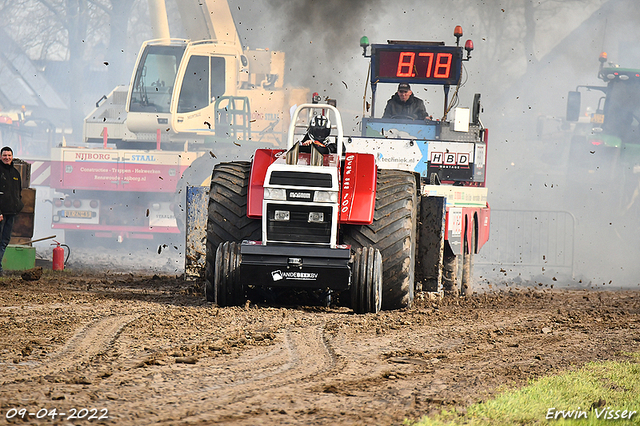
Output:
[0, 257, 639, 425]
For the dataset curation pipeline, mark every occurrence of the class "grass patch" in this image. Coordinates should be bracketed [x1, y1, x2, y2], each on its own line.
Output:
[410, 353, 640, 425]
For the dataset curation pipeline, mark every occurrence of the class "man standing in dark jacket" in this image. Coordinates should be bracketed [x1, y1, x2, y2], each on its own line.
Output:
[382, 83, 429, 120]
[0, 147, 24, 275]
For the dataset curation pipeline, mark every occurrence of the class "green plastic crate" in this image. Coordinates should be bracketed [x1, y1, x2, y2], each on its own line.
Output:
[2, 245, 35, 271]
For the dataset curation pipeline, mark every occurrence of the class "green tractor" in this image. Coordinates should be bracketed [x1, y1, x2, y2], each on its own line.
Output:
[566, 52, 640, 237]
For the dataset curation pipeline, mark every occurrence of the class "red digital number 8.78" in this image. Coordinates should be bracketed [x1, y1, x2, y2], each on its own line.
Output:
[397, 51, 452, 79]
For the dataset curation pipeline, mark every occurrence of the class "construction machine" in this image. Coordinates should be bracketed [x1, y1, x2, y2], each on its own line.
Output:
[45, 0, 307, 245]
[203, 26, 490, 311]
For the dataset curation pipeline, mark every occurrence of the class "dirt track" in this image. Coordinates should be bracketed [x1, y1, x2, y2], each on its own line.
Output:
[1, 270, 639, 425]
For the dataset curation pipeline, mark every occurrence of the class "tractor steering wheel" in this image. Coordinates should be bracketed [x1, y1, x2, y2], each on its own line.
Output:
[390, 115, 416, 120]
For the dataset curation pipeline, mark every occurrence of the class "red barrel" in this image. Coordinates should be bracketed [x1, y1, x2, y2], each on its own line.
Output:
[53, 243, 65, 271]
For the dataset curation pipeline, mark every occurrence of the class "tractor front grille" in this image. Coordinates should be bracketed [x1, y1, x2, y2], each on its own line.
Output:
[266, 203, 333, 244]
[269, 171, 333, 188]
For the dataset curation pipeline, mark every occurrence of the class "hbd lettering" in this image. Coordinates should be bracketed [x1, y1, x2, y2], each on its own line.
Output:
[546, 407, 637, 420]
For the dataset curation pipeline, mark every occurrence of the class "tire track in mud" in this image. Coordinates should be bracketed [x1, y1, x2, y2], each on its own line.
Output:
[1, 314, 139, 384]
[196, 325, 339, 393]
[107, 323, 340, 424]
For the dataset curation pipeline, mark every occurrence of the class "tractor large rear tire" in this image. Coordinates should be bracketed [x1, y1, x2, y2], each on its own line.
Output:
[205, 162, 260, 301]
[351, 247, 382, 314]
[343, 170, 417, 310]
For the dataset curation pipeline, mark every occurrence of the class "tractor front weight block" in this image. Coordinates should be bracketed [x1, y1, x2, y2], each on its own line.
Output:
[239, 243, 351, 290]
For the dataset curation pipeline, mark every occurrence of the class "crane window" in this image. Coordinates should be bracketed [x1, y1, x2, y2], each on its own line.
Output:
[129, 45, 185, 113]
[178, 55, 210, 113]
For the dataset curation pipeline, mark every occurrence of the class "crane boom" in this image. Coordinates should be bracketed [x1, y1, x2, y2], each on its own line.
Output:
[147, 0, 170, 40]
[175, 0, 241, 45]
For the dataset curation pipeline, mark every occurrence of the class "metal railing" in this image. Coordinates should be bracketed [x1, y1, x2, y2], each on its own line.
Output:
[476, 209, 576, 278]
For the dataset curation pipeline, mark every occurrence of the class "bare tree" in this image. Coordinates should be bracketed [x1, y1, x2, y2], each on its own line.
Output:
[445, 0, 607, 92]
[0, 0, 147, 141]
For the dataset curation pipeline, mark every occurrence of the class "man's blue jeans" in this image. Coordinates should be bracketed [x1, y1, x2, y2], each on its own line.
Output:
[0, 214, 16, 272]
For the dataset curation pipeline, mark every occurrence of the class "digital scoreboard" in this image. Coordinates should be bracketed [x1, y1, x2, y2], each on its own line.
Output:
[371, 44, 463, 86]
